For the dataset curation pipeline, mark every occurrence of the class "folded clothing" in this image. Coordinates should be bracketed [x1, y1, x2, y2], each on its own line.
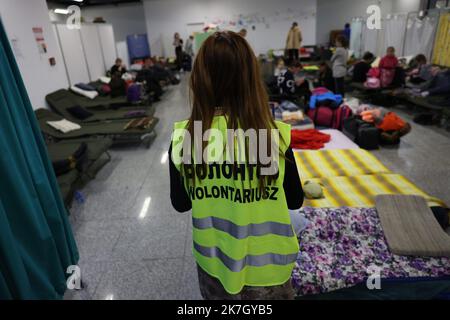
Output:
[124, 117, 154, 130]
[291, 129, 331, 150]
[282, 111, 304, 124]
[292, 207, 450, 297]
[70, 85, 99, 100]
[47, 119, 81, 133]
[67, 105, 93, 120]
[75, 83, 96, 91]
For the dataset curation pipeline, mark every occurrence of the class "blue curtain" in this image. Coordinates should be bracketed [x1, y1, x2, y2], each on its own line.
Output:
[0, 20, 79, 299]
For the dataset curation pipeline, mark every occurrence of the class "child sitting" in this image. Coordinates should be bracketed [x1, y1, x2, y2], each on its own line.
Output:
[379, 47, 398, 88]
[352, 52, 375, 83]
[316, 62, 335, 91]
[277, 60, 311, 104]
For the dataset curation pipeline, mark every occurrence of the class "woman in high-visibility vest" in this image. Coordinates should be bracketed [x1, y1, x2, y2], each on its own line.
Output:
[169, 31, 304, 300]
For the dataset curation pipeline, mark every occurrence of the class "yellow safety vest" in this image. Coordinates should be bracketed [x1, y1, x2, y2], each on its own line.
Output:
[171, 116, 299, 294]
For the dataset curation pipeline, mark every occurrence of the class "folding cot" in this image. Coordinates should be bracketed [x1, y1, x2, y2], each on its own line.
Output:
[47, 88, 149, 110]
[291, 148, 449, 300]
[46, 89, 155, 123]
[35, 108, 158, 149]
[294, 149, 446, 208]
[48, 138, 113, 206]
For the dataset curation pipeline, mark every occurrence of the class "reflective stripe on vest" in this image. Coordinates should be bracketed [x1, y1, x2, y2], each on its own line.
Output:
[194, 242, 298, 273]
[193, 216, 295, 240]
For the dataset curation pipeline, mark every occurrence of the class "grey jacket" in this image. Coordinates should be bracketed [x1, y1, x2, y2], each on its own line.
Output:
[331, 47, 349, 78]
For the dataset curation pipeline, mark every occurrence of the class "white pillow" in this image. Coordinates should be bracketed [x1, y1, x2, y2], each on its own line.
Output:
[70, 86, 98, 100]
[100, 76, 111, 84]
[47, 119, 81, 134]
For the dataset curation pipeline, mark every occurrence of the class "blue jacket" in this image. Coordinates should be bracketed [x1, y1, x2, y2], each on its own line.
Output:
[309, 92, 343, 109]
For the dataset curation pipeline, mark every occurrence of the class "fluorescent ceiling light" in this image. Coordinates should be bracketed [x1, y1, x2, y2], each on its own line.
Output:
[54, 9, 69, 14]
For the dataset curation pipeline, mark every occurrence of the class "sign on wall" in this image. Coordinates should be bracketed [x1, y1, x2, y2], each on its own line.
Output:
[32, 27, 47, 55]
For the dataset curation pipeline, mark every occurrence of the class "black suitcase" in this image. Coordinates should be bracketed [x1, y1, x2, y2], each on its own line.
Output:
[343, 117, 380, 150]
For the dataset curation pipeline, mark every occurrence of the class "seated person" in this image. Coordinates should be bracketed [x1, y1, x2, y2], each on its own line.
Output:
[111, 58, 127, 76]
[136, 58, 164, 101]
[316, 62, 335, 91]
[407, 54, 434, 85]
[277, 60, 311, 104]
[352, 52, 375, 83]
[420, 70, 450, 97]
[379, 47, 398, 88]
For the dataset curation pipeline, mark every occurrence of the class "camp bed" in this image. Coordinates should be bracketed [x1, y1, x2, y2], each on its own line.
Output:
[301, 173, 445, 208]
[36, 108, 158, 149]
[47, 138, 113, 180]
[47, 88, 150, 110]
[46, 89, 155, 123]
[57, 170, 79, 207]
[404, 95, 445, 111]
[294, 149, 391, 181]
[292, 206, 450, 300]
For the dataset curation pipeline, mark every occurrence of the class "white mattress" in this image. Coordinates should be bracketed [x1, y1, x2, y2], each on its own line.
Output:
[320, 129, 360, 150]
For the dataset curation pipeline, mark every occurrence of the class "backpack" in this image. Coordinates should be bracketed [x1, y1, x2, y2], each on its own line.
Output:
[332, 105, 353, 130]
[307, 106, 336, 128]
[367, 67, 381, 78]
[343, 117, 380, 150]
[127, 83, 142, 103]
[110, 75, 126, 98]
[380, 68, 396, 88]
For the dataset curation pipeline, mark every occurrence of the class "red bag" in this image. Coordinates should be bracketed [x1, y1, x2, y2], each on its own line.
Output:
[307, 106, 335, 128]
[333, 105, 353, 130]
[380, 68, 396, 88]
[308, 105, 353, 129]
[367, 67, 380, 78]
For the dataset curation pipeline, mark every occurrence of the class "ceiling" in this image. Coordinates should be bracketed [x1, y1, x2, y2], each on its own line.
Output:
[47, 0, 142, 7]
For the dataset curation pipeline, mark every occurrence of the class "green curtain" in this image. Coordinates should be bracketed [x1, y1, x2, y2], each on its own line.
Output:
[0, 20, 79, 299]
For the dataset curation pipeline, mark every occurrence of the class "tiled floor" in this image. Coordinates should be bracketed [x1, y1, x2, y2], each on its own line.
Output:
[65, 76, 450, 300]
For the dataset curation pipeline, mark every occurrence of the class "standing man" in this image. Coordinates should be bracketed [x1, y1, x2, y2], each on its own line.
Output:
[286, 22, 302, 63]
[185, 35, 195, 57]
[173, 32, 184, 71]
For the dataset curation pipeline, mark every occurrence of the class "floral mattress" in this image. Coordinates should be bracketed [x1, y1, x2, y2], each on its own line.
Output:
[292, 207, 450, 296]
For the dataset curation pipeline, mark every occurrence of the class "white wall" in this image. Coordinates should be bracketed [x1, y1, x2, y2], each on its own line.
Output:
[316, 0, 423, 46]
[49, 2, 147, 43]
[0, 0, 69, 109]
[79, 3, 147, 43]
[143, 0, 317, 57]
[392, 0, 423, 13]
[316, 0, 395, 45]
